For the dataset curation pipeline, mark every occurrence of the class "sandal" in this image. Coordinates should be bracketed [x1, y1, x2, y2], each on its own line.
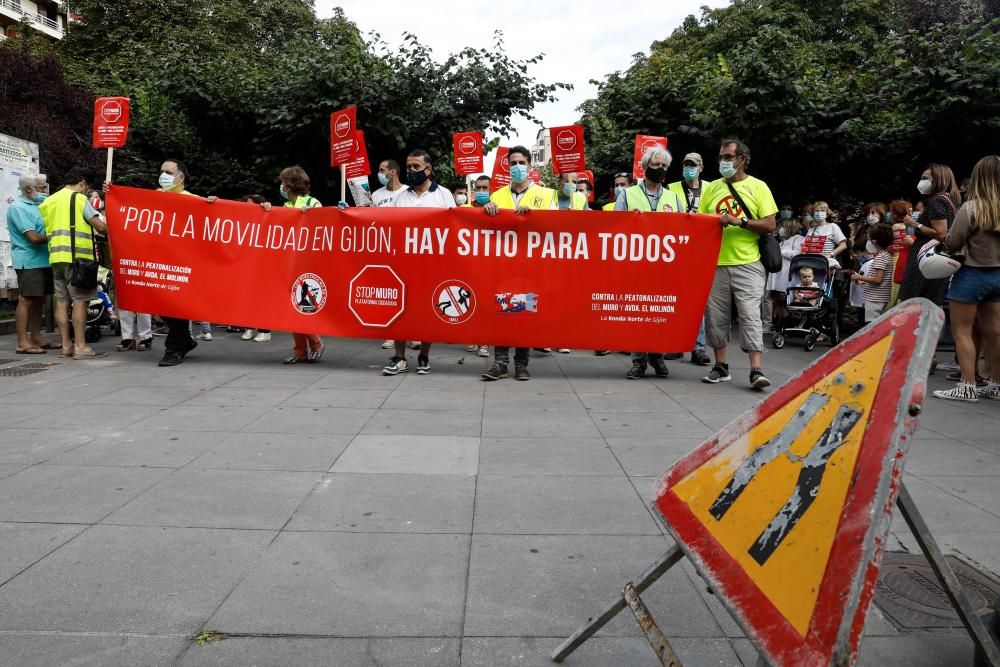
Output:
[59, 348, 74, 358]
[137, 338, 153, 351]
[15, 347, 46, 354]
[283, 355, 307, 365]
[117, 339, 136, 352]
[307, 346, 324, 363]
[38, 342, 61, 350]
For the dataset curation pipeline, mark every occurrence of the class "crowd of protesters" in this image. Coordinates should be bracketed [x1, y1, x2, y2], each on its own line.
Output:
[6, 139, 998, 402]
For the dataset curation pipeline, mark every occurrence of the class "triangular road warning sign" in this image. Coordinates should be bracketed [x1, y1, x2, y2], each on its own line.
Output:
[654, 299, 943, 666]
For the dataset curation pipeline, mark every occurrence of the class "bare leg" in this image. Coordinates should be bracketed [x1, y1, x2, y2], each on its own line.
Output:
[72, 301, 89, 352]
[714, 347, 727, 365]
[394, 340, 406, 358]
[977, 302, 1000, 381]
[55, 298, 72, 351]
[28, 297, 45, 346]
[950, 302, 978, 384]
[749, 351, 762, 368]
[15, 296, 32, 350]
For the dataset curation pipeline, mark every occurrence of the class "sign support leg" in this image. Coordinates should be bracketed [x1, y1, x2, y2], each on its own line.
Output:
[896, 482, 1000, 666]
[105, 147, 114, 185]
[551, 544, 683, 663]
[623, 581, 682, 666]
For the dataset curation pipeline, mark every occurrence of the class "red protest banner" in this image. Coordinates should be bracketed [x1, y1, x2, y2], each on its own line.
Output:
[801, 235, 827, 254]
[633, 135, 668, 180]
[490, 146, 511, 193]
[92, 97, 130, 148]
[549, 125, 586, 174]
[106, 186, 722, 351]
[344, 131, 370, 180]
[329, 107, 357, 166]
[453, 132, 484, 176]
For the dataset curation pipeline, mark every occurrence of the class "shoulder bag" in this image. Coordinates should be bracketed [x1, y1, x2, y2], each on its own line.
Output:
[725, 182, 782, 273]
[69, 192, 100, 290]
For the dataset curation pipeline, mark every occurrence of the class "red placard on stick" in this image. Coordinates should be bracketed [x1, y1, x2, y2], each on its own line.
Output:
[92, 97, 130, 149]
[633, 135, 668, 180]
[549, 125, 586, 174]
[344, 131, 370, 180]
[490, 146, 511, 193]
[453, 132, 484, 176]
[329, 107, 358, 166]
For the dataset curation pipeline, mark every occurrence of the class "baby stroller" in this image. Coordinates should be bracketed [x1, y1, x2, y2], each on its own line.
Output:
[772, 253, 842, 351]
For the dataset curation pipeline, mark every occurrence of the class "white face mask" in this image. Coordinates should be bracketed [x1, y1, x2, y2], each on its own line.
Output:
[159, 172, 176, 189]
[455, 194, 468, 205]
[917, 178, 933, 195]
[866, 214, 879, 225]
[866, 240, 877, 254]
[719, 161, 737, 179]
[813, 211, 828, 223]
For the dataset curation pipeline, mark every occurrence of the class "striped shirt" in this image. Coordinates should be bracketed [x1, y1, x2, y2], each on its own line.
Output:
[863, 251, 893, 304]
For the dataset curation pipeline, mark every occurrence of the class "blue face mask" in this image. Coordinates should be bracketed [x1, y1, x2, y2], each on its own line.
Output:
[509, 164, 529, 183]
[780, 209, 792, 220]
[682, 166, 699, 182]
[279, 185, 289, 200]
[475, 191, 490, 205]
[32, 193, 47, 203]
[377, 172, 389, 186]
[562, 182, 575, 196]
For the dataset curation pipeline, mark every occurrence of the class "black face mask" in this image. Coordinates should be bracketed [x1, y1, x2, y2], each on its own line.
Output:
[645, 166, 665, 183]
[406, 169, 429, 187]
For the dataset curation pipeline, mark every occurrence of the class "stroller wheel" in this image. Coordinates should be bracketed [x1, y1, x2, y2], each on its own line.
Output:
[772, 332, 785, 349]
[830, 318, 841, 345]
[804, 334, 817, 352]
[85, 326, 102, 344]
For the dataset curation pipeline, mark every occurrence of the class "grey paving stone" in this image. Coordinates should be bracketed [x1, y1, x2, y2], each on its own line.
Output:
[481, 410, 600, 438]
[192, 432, 351, 472]
[84, 385, 208, 406]
[104, 467, 321, 529]
[0, 525, 274, 633]
[0, 632, 189, 667]
[475, 475, 659, 535]
[4, 380, 120, 406]
[222, 372, 324, 389]
[930, 531, 1000, 575]
[286, 472, 475, 533]
[243, 406, 376, 435]
[381, 388, 485, 411]
[362, 408, 482, 437]
[589, 412, 714, 439]
[461, 637, 741, 667]
[916, 474, 1000, 517]
[903, 439, 1000, 477]
[179, 386, 301, 407]
[851, 632, 974, 666]
[0, 429, 96, 464]
[576, 391, 689, 413]
[901, 475, 1000, 532]
[130, 405, 265, 432]
[47, 430, 227, 468]
[0, 465, 171, 523]
[0, 464, 25, 479]
[606, 437, 707, 477]
[480, 391, 587, 414]
[208, 532, 470, 636]
[8, 403, 163, 432]
[464, 534, 721, 638]
[0, 522, 87, 583]
[308, 370, 405, 390]
[479, 437, 623, 476]
[483, 377, 576, 393]
[282, 387, 391, 409]
[180, 637, 461, 666]
[332, 435, 479, 475]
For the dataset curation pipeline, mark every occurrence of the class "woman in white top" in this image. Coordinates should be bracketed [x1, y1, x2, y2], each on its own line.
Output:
[804, 201, 847, 268]
[767, 218, 804, 324]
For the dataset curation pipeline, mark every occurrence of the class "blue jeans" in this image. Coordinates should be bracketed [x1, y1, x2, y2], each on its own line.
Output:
[949, 266, 1000, 304]
[694, 316, 707, 353]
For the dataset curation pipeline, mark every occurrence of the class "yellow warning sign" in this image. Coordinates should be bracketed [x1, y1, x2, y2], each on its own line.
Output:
[670, 334, 893, 636]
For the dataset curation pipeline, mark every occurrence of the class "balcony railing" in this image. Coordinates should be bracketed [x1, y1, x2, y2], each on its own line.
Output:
[0, 0, 64, 36]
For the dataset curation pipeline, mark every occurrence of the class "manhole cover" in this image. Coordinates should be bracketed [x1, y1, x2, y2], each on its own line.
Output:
[0, 358, 19, 365]
[874, 552, 1000, 629]
[0, 367, 48, 377]
[15, 362, 58, 369]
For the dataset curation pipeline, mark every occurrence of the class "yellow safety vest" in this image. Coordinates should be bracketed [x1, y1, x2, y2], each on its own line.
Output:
[490, 183, 555, 210]
[39, 187, 94, 264]
[669, 179, 713, 213]
[624, 184, 684, 213]
[602, 202, 616, 211]
[285, 194, 321, 208]
[556, 192, 587, 210]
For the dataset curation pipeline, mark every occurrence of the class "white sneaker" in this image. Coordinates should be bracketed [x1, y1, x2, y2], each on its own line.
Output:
[557, 348, 571, 354]
[936, 360, 961, 373]
[381, 339, 394, 349]
[933, 382, 979, 403]
[408, 341, 422, 350]
[253, 332, 271, 342]
[466, 344, 478, 352]
[382, 356, 408, 375]
[977, 381, 1000, 401]
[478, 345, 489, 358]
[196, 332, 212, 341]
[241, 329, 255, 341]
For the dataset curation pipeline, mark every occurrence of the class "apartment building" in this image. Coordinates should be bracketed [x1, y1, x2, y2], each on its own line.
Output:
[0, 0, 69, 41]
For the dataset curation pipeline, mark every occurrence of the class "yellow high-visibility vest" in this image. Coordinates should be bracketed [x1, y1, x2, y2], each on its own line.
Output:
[490, 183, 555, 210]
[556, 191, 587, 210]
[39, 187, 94, 264]
[624, 184, 684, 213]
[669, 179, 713, 213]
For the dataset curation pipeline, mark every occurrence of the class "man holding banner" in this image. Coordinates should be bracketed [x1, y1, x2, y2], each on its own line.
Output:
[481, 145, 557, 381]
[698, 138, 777, 390]
[382, 149, 455, 376]
[556, 173, 588, 210]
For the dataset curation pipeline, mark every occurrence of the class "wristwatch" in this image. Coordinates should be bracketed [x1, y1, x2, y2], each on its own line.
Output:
[739, 217, 749, 228]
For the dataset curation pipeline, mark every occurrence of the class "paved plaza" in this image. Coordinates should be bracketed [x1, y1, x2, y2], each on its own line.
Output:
[0, 330, 996, 666]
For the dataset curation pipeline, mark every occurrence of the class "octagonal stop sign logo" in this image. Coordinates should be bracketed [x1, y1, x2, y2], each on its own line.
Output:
[349, 265, 405, 327]
[556, 130, 577, 151]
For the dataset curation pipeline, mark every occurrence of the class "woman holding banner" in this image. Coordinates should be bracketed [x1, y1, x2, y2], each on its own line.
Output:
[279, 166, 325, 364]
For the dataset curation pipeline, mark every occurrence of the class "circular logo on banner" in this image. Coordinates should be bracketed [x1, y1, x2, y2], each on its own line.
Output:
[556, 130, 577, 151]
[500, 153, 510, 172]
[334, 114, 351, 138]
[433, 280, 475, 324]
[100, 100, 122, 123]
[291, 273, 327, 315]
[459, 137, 477, 154]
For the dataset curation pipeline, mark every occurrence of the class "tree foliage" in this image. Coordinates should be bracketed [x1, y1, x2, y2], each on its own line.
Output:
[580, 0, 1000, 210]
[2, 0, 567, 201]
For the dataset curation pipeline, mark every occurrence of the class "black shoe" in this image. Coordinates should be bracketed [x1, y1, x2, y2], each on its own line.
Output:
[749, 368, 771, 390]
[690, 349, 712, 366]
[702, 363, 731, 383]
[594, 350, 611, 356]
[515, 365, 530, 381]
[416, 356, 431, 375]
[179, 338, 197, 358]
[663, 352, 683, 360]
[482, 363, 508, 381]
[158, 350, 183, 367]
[651, 358, 669, 377]
[626, 363, 646, 380]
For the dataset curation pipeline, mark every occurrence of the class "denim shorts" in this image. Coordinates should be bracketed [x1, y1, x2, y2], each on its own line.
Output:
[948, 266, 1000, 304]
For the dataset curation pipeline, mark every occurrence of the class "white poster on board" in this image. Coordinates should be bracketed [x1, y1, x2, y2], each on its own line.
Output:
[0, 133, 41, 289]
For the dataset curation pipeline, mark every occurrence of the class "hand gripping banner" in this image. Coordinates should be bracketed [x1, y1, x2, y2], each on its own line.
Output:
[105, 186, 723, 351]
